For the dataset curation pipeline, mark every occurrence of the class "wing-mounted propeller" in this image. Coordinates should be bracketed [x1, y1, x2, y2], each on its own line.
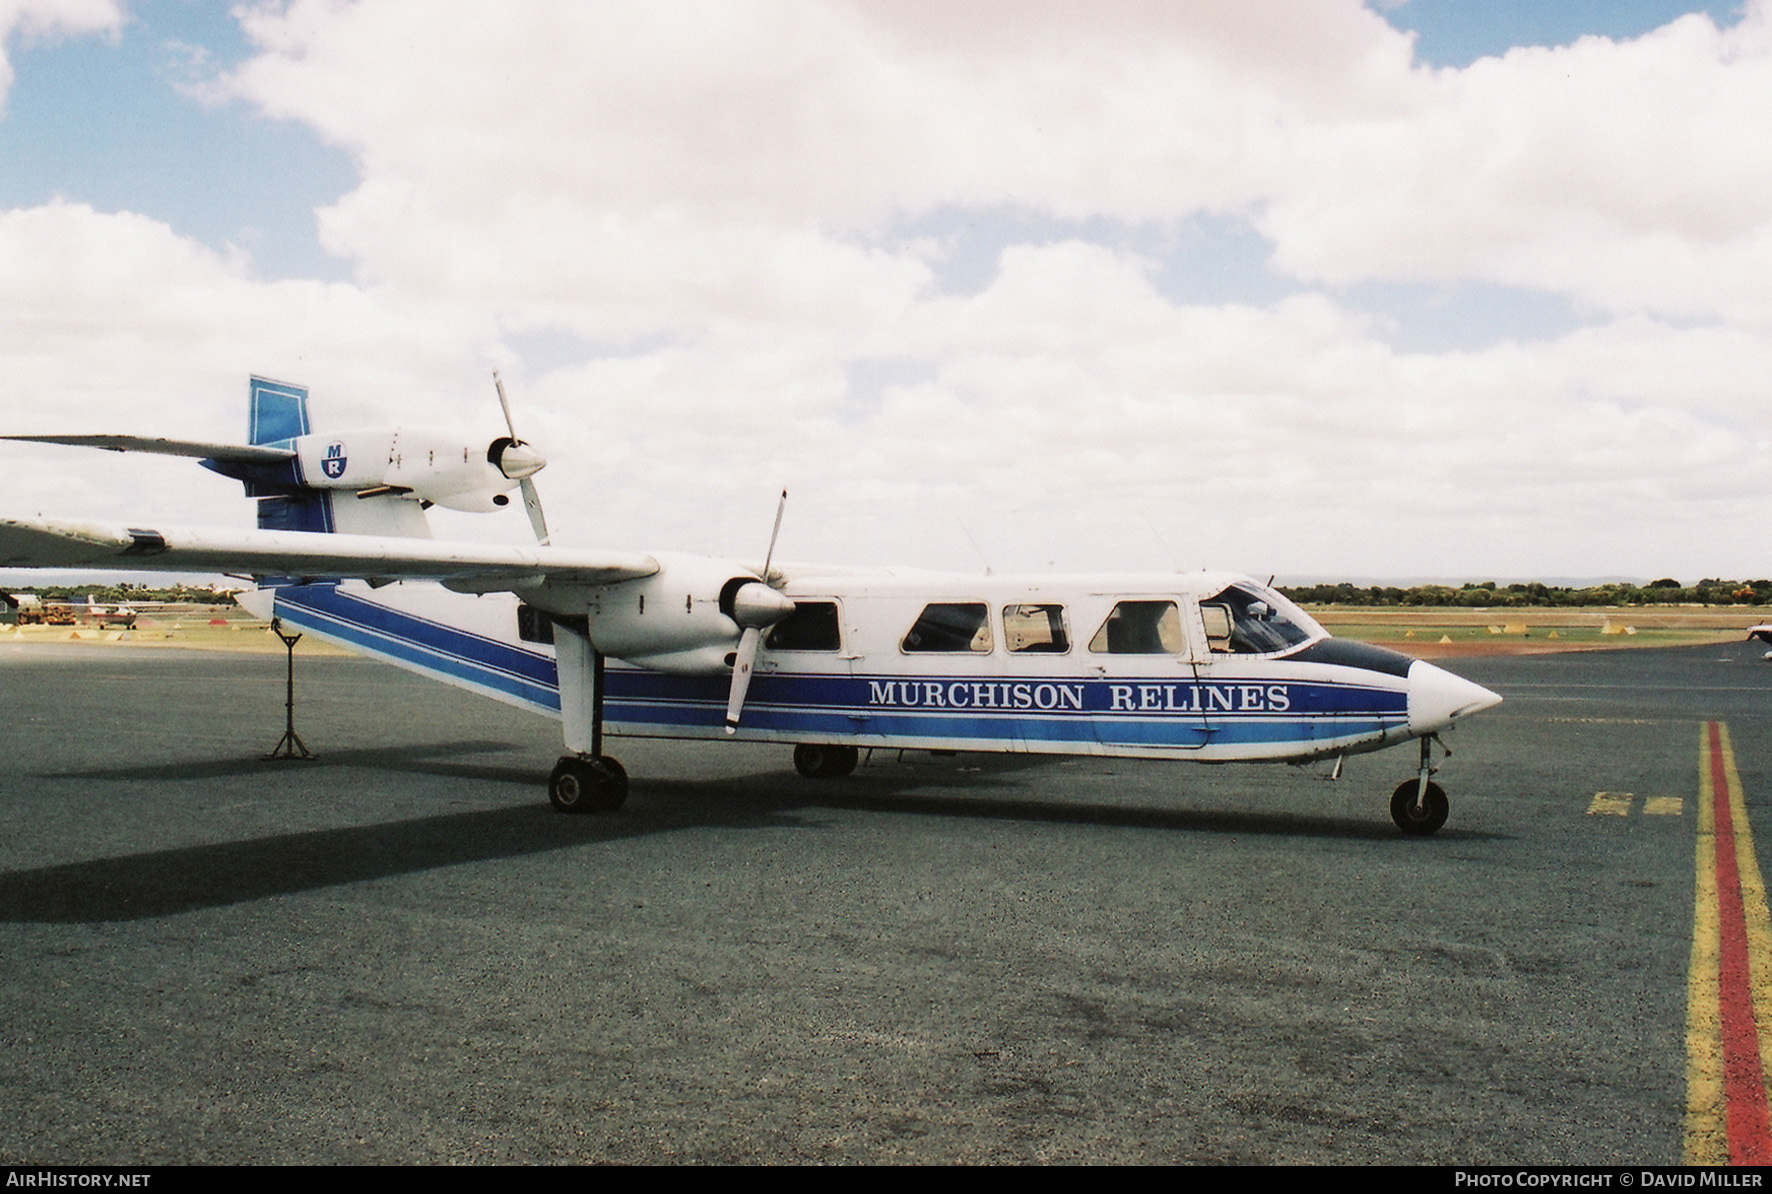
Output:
[491, 371, 551, 545]
[723, 489, 794, 734]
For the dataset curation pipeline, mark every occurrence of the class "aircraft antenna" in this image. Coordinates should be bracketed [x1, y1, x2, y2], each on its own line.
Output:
[956, 517, 992, 575]
[1141, 514, 1185, 572]
[762, 488, 787, 586]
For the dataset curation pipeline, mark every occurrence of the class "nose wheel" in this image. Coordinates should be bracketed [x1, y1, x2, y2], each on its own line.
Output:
[549, 755, 628, 813]
[1391, 778, 1448, 835]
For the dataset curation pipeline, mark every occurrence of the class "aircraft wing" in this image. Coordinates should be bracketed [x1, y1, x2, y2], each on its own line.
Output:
[0, 435, 298, 463]
[0, 517, 658, 587]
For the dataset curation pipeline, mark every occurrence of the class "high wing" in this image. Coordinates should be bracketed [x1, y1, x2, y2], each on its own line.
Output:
[0, 434, 297, 464]
[0, 516, 657, 588]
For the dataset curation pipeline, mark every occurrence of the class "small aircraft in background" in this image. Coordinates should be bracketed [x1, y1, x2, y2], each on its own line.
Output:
[2, 592, 136, 628]
[0, 376, 1501, 834]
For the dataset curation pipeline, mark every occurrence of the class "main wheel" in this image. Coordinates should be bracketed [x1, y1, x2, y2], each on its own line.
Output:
[549, 755, 629, 814]
[793, 743, 859, 779]
[1390, 779, 1448, 836]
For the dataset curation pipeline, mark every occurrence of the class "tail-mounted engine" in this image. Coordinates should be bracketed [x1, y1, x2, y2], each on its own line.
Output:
[201, 426, 546, 514]
[288, 428, 545, 513]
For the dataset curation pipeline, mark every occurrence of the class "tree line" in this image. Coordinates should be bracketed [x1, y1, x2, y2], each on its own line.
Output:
[1278, 580, 1772, 608]
[4, 583, 236, 606]
[11, 579, 1771, 610]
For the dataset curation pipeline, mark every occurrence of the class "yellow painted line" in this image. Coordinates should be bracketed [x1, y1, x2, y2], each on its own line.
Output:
[1685, 722, 1772, 1164]
[1588, 791, 1632, 816]
[1645, 797, 1684, 817]
[1689, 731, 1724, 1162]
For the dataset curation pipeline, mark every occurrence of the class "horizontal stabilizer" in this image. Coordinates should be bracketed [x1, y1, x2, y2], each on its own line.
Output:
[0, 435, 296, 463]
[0, 516, 658, 587]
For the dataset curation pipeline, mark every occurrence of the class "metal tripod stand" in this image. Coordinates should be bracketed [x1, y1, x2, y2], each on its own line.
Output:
[263, 617, 315, 760]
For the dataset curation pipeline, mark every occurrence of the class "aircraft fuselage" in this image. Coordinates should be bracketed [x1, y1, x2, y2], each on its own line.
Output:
[246, 567, 1497, 765]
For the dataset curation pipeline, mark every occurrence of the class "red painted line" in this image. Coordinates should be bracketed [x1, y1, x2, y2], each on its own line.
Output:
[1707, 720, 1772, 1164]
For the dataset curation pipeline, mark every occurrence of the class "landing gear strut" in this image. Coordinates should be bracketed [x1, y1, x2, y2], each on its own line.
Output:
[548, 624, 627, 813]
[1390, 735, 1449, 835]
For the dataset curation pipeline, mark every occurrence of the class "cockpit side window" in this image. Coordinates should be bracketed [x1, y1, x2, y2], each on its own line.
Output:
[765, 600, 841, 651]
[1200, 584, 1317, 655]
[1088, 600, 1184, 655]
[1199, 602, 1233, 651]
[1004, 603, 1069, 653]
[902, 602, 993, 653]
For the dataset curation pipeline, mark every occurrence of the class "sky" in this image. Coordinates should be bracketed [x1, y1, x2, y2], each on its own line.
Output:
[0, 0, 1766, 584]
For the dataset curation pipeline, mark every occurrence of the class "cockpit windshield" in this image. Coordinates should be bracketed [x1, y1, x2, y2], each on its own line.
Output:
[1198, 583, 1324, 656]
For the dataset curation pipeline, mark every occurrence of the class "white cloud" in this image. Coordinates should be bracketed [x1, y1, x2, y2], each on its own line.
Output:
[6, 2, 1772, 581]
[1262, 8, 1772, 326]
[216, 0, 1772, 334]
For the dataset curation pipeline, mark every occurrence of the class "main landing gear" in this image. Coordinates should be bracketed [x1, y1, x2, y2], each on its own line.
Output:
[1390, 735, 1450, 836]
[793, 743, 859, 779]
[548, 755, 629, 814]
[547, 630, 629, 813]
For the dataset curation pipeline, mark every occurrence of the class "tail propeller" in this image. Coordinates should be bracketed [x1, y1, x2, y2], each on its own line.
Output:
[492, 371, 551, 545]
[724, 489, 794, 734]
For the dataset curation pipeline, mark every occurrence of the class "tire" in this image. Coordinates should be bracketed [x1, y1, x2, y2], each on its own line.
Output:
[549, 755, 629, 813]
[1391, 779, 1448, 836]
[794, 743, 859, 779]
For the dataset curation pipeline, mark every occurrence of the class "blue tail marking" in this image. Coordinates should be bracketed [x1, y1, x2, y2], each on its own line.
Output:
[249, 376, 310, 446]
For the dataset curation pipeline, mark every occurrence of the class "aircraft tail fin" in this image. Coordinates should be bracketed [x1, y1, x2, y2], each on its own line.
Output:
[242, 376, 431, 539]
[248, 376, 311, 446]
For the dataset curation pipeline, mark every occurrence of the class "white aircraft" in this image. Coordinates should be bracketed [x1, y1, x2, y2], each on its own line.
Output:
[0, 376, 1501, 835]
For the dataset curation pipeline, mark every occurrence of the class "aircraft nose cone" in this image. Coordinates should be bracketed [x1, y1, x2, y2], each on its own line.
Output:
[1407, 660, 1502, 735]
[497, 441, 547, 480]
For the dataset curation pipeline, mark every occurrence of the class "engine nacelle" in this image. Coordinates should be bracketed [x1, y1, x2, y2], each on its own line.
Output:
[289, 427, 544, 512]
[582, 553, 793, 673]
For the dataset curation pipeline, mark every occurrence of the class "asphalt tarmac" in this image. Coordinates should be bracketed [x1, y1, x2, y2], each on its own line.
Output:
[1, 637, 1767, 1164]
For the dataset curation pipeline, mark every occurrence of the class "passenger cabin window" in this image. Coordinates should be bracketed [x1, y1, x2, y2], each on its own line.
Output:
[902, 602, 992, 653]
[765, 601, 842, 651]
[1003, 603, 1069, 653]
[1199, 584, 1317, 655]
[1088, 600, 1184, 654]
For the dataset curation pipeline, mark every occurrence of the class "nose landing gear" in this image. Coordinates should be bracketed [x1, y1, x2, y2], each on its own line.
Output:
[1391, 734, 1450, 835]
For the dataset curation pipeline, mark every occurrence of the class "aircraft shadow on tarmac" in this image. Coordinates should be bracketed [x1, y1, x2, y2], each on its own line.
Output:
[0, 749, 1475, 923]
[24, 740, 545, 786]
